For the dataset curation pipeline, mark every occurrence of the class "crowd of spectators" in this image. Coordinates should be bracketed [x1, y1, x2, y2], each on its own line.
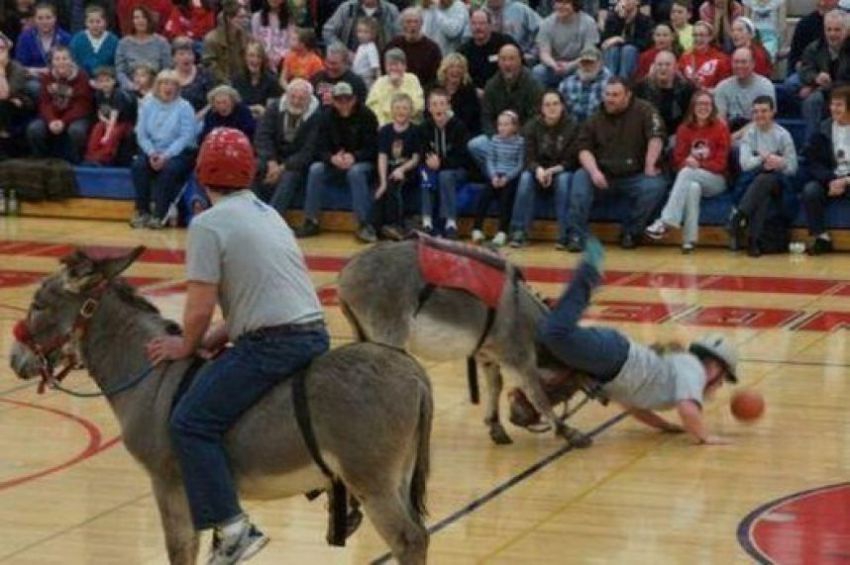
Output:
[0, 0, 847, 254]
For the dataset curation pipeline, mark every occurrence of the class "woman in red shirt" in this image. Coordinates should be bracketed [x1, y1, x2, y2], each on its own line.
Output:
[730, 16, 773, 78]
[163, 0, 215, 42]
[645, 90, 731, 252]
[636, 23, 684, 80]
[678, 21, 731, 89]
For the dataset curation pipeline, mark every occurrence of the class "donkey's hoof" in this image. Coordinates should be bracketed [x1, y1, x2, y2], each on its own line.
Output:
[559, 427, 593, 448]
[489, 423, 513, 445]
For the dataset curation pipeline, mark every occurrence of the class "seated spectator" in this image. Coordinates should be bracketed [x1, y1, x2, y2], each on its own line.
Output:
[116, 6, 172, 91]
[699, 0, 744, 49]
[117, 0, 173, 36]
[482, 0, 540, 58]
[802, 86, 850, 255]
[163, 0, 215, 43]
[471, 109, 525, 247]
[743, 0, 783, 60]
[26, 45, 92, 163]
[84, 66, 136, 165]
[0, 32, 33, 157]
[601, 0, 652, 78]
[322, 0, 400, 51]
[799, 9, 848, 145]
[366, 47, 423, 126]
[280, 27, 323, 87]
[15, 2, 70, 98]
[250, 0, 293, 71]
[69, 5, 118, 77]
[634, 50, 695, 136]
[645, 90, 730, 252]
[233, 40, 282, 119]
[421, 0, 469, 55]
[468, 44, 543, 172]
[566, 77, 667, 251]
[2, 0, 35, 46]
[385, 7, 442, 89]
[786, 0, 837, 91]
[202, 0, 249, 84]
[172, 37, 213, 113]
[373, 92, 421, 239]
[351, 16, 380, 90]
[458, 9, 517, 94]
[730, 17, 772, 77]
[678, 21, 731, 89]
[419, 88, 470, 238]
[534, 0, 599, 87]
[199, 84, 256, 142]
[509, 90, 580, 248]
[728, 95, 796, 256]
[311, 41, 368, 105]
[671, 0, 694, 51]
[295, 82, 380, 242]
[558, 46, 611, 124]
[252, 77, 321, 212]
[287, 0, 314, 29]
[714, 47, 775, 137]
[131, 62, 157, 101]
[635, 23, 684, 81]
[130, 69, 197, 229]
[434, 52, 481, 135]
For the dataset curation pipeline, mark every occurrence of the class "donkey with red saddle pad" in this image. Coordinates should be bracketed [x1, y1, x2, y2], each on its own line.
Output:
[338, 232, 593, 447]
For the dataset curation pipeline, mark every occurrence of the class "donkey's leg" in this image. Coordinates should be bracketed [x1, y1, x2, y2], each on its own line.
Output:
[518, 367, 593, 448]
[362, 492, 428, 565]
[481, 359, 512, 445]
[151, 476, 200, 565]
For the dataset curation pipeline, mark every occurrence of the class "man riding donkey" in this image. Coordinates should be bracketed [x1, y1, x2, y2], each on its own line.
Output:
[538, 238, 740, 445]
[146, 127, 330, 563]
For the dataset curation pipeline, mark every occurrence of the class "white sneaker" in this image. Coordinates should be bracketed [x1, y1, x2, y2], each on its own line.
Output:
[207, 519, 269, 565]
[492, 231, 507, 247]
[471, 229, 485, 243]
[645, 219, 667, 240]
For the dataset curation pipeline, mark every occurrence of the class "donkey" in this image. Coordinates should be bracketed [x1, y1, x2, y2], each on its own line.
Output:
[337, 238, 591, 448]
[9, 248, 432, 565]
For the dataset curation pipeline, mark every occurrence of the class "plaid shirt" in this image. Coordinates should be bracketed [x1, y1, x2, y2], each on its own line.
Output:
[559, 67, 612, 124]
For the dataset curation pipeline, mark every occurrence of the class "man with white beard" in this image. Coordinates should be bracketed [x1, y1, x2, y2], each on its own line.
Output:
[558, 46, 611, 124]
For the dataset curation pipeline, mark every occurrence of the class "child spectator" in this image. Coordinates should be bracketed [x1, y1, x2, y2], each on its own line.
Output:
[279, 27, 323, 88]
[699, 0, 744, 50]
[250, 0, 293, 71]
[670, 0, 694, 51]
[14, 2, 70, 98]
[374, 92, 421, 240]
[69, 5, 118, 77]
[84, 66, 136, 165]
[351, 16, 380, 90]
[472, 109, 524, 247]
[743, 0, 783, 60]
[132, 63, 157, 101]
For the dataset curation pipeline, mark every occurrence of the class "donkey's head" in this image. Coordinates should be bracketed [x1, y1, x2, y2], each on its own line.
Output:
[9, 246, 145, 384]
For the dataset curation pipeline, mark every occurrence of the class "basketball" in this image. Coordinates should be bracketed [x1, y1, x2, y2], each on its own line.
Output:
[730, 390, 765, 422]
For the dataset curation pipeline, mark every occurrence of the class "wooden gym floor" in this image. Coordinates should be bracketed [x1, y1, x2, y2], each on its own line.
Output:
[1, 216, 849, 564]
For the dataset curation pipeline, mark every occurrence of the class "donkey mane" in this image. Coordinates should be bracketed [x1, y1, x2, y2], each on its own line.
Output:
[110, 278, 161, 315]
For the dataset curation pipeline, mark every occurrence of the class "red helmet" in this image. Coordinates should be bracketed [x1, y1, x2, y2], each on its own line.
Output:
[195, 127, 257, 190]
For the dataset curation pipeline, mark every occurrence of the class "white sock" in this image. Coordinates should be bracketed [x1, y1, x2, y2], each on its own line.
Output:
[220, 515, 247, 538]
[422, 215, 432, 228]
[446, 219, 457, 229]
[818, 233, 831, 241]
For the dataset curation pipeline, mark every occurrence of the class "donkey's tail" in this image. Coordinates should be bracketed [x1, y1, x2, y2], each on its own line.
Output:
[410, 378, 433, 521]
[339, 298, 370, 342]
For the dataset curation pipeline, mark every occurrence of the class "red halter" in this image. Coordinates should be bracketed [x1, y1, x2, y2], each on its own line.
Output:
[13, 283, 108, 394]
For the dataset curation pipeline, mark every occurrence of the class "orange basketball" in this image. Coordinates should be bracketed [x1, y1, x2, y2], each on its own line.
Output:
[730, 390, 765, 422]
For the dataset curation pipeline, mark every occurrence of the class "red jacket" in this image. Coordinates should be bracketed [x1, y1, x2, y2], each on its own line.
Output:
[678, 46, 731, 88]
[38, 67, 94, 126]
[163, 5, 215, 41]
[673, 118, 731, 175]
[749, 42, 773, 78]
[636, 47, 665, 80]
[117, 0, 174, 35]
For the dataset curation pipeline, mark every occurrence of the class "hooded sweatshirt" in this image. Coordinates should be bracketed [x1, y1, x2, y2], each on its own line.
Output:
[38, 64, 93, 125]
[419, 112, 470, 170]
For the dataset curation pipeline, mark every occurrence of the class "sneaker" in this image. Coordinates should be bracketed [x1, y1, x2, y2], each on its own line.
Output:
[619, 232, 637, 250]
[492, 231, 507, 247]
[509, 230, 526, 248]
[566, 235, 584, 253]
[207, 520, 269, 565]
[129, 213, 150, 229]
[420, 223, 434, 236]
[726, 209, 746, 251]
[471, 229, 485, 244]
[645, 219, 667, 240]
[295, 219, 320, 238]
[681, 242, 694, 254]
[554, 236, 568, 251]
[355, 224, 377, 244]
[443, 225, 458, 240]
[810, 236, 834, 255]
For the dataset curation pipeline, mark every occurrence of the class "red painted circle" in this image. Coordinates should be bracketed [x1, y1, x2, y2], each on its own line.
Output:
[743, 483, 850, 564]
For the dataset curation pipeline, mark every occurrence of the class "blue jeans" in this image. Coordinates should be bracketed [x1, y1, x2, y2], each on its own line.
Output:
[567, 169, 667, 240]
[467, 135, 489, 174]
[510, 170, 571, 239]
[801, 89, 826, 147]
[303, 161, 374, 225]
[421, 168, 467, 221]
[537, 261, 629, 382]
[26, 118, 91, 163]
[170, 325, 330, 530]
[131, 149, 195, 218]
[603, 44, 639, 78]
[532, 63, 573, 88]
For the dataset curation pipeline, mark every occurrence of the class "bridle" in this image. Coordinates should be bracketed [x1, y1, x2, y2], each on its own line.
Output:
[12, 282, 109, 394]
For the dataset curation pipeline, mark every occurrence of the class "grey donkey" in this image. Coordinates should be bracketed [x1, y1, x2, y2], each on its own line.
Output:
[9, 248, 432, 565]
[337, 240, 592, 448]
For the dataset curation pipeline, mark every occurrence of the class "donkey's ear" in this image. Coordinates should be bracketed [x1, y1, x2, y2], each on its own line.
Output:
[60, 249, 100, 292]
[97, 246, 146, 281]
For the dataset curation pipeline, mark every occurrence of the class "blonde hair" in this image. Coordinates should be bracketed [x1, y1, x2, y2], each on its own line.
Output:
[153, 69, 181, 100]
[436, 53, 472, 87]
[391, 92, 413, 109]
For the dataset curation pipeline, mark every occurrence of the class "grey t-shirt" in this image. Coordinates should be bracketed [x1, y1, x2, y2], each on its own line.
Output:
[601, 342, 706, 411]
[536, 12, 599, 61]
[186, 190, 323, 339]
[714, 74, 776, 122]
